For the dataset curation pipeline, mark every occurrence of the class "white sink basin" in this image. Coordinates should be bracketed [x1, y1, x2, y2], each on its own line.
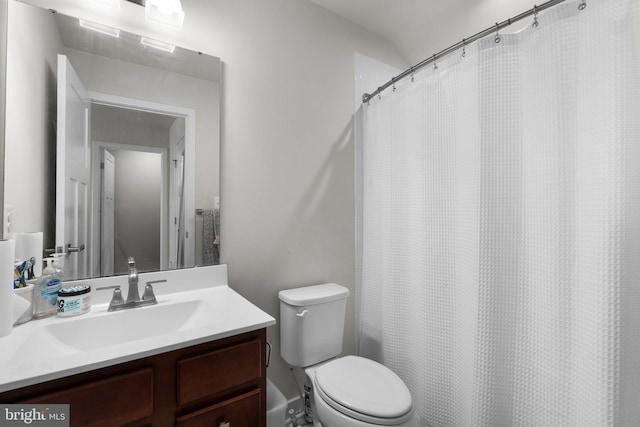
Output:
[45, 299, 207, 351]
[8, 294, 216, 366]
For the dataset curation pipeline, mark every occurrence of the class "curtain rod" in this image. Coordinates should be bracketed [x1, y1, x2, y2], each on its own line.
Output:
[362, 0, 583, 104]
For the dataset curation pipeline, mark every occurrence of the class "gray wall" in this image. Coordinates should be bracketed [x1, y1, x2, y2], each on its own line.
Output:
[201, 2, 407, 400]
[91, 106, 173, 150]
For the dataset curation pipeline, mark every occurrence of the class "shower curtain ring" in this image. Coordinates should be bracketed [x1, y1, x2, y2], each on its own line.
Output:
[410, 67, 415, 82]
[392, 78, 396, 92]
[433, 54, 438, 71]
[494, 23, 501, 43]
[462, 38, 466, 57]
[532, 5, 539, 27]
[578, 0, 587, 10]
[378, 87, 382, 100]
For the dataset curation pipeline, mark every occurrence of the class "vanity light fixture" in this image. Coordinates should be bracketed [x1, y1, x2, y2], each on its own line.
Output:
[79, 19, 121, 38]
[140, 36, 176, 53]
[145, 0, 185, 31]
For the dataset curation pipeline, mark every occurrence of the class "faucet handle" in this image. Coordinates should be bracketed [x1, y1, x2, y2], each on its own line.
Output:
[96, 285, 124, 302]
[111, 287, 124, 304]
[142, 280, 165, 303]
[141, 285, 157, 304]
[98, 286, 124, 311]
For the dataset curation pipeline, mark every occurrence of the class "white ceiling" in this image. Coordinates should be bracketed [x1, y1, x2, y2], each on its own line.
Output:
[308, 0, 534, 65]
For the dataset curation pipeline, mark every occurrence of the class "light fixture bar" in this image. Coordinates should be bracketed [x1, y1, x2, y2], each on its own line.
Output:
[140, 36, 176, 53]
[79, 19, 120, 38]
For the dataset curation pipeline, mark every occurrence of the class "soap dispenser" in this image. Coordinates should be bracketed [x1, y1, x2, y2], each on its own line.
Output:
[33, 255, 63, 319]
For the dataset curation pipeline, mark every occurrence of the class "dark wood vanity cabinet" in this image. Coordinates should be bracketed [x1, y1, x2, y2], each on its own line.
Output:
[0, 329, 267, 427]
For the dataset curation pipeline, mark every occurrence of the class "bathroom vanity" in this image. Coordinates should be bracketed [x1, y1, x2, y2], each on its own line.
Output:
[0, 266, 275, 427]
[0, 329, 266, 426]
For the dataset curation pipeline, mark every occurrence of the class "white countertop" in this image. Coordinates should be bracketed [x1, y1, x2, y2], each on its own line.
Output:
[0, 265, 276, 393]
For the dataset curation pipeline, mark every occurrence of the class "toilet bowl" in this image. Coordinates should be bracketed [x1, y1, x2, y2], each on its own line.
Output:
[279, 284, 419, 427]
[306, 356, 419, 427]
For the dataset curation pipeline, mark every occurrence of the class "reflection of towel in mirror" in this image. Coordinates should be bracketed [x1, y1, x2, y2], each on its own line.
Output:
[214, 208, 220, 245]
[202, 209, 219, 265]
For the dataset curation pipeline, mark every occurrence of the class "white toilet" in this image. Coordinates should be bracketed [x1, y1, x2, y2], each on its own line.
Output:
[279, 283, 419, 427]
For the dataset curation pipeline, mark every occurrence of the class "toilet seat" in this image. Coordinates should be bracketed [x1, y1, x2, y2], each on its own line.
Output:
[314, 356, 414, 426]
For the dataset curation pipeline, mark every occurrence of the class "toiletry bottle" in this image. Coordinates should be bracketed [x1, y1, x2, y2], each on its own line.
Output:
[51, 253, 65, 279]
[33, 256, 63, 319]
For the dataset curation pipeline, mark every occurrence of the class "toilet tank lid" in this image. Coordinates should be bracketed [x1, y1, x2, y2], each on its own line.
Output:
[278, 283, 350, 306]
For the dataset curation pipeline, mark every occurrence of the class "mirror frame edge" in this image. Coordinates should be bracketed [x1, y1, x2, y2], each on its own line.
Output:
[0, 0, 7, 241]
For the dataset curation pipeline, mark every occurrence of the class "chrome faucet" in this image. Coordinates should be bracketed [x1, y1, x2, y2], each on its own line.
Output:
[126, 257, 141, 304]
[97, 257, 166, 312]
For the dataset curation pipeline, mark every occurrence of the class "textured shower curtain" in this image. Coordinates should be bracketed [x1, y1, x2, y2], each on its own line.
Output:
[358, 1, 640, 426]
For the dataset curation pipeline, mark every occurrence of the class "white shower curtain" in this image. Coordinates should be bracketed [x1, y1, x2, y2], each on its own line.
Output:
[358, 1, 640, 426]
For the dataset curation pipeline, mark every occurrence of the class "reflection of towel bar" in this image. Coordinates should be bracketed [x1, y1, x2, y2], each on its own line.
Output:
[197, 208, 220, 215]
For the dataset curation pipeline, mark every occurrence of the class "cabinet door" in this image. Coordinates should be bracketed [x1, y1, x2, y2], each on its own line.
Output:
[176, 389, 261, 427]
[20, 368, 153, 427]
[177, 339, 261, 405]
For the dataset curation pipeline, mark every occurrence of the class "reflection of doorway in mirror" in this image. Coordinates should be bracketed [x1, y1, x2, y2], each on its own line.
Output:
[87, 94, 195, 278]
[94, 143, 166, 276]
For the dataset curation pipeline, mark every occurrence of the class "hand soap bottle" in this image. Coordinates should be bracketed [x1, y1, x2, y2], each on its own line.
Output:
[33, 255, 64, 319]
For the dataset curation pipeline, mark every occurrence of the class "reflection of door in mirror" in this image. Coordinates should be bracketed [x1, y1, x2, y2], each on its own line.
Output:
[57, 54, 90, 281]
[100, 149, 115, 276]
[170, 137, 186, 270]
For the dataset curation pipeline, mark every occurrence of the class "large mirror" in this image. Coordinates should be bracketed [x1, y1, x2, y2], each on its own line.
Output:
[4, 0, 220, 279]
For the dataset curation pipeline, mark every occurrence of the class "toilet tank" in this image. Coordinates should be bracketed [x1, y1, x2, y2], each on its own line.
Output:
[279, 283, 350, 367]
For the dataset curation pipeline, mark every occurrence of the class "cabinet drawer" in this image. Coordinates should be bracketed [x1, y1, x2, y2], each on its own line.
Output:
[20, 368, 153, 427]
[176, 388, 261, 427]
[177, 339, 261, 405]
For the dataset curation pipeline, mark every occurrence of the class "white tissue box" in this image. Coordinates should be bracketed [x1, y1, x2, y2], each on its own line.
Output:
[13, 283, 34, 326]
